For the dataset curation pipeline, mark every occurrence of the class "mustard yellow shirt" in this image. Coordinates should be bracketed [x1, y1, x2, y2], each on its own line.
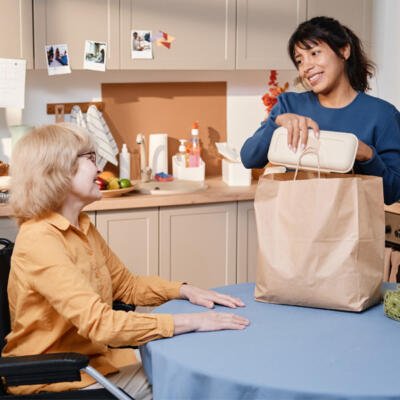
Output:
[3, 212, 182, 395]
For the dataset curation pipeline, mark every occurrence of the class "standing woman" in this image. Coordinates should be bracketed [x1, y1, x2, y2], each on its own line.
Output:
[240, 16, 400, 205]
[3, 124, 249, 398]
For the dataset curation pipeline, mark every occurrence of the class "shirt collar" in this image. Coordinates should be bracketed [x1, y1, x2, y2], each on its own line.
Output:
[45, 212, 91, 234]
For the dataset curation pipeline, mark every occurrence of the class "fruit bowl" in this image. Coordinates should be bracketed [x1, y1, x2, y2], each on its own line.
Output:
[100, 185, 136, 198]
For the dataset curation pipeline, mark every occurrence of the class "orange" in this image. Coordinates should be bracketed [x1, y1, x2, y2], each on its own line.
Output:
[98, 171, 116, 182]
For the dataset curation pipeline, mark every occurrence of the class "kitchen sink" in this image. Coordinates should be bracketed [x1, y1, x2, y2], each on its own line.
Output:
[135, 180, 208, 195]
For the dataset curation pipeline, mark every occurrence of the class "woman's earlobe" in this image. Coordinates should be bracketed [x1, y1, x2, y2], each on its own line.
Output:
[342, 44, 351, 60]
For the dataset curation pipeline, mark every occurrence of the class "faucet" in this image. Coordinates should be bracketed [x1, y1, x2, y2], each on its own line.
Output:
[136, 133, 152, 182]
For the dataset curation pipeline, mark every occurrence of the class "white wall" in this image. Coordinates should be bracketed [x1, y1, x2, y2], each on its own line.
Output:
[370, 0, 400, 109]
[0, 69, 297, 162]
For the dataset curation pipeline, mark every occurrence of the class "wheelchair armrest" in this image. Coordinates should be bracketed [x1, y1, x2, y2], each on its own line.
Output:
[112, 301, 136, 313]
[0, 352, 89, 387]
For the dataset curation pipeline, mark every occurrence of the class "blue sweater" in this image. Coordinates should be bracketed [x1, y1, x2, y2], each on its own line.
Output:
[240, 91, 400, 205]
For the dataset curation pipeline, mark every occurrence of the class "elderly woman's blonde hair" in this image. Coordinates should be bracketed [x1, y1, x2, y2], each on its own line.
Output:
[11, 123, 95, 225]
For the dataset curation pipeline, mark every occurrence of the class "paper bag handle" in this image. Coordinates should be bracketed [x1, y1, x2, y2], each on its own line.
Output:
[294, 146, 321, 180]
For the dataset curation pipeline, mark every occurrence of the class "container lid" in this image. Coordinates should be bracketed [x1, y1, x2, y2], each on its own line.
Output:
[267, 127, 358, 173]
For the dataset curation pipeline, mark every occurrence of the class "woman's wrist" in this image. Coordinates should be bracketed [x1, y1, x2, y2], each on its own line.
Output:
[356, 141, 374, 162]
[173, 313, 199, 335]
[179, 283, 189, 299]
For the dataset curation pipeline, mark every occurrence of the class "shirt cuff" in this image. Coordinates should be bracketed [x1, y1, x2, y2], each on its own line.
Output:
[156, 313, 175, 337]
[165, 281, 185, 300]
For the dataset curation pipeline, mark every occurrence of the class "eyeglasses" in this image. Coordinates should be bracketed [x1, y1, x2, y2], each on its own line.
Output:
[78, 151, 96, 165]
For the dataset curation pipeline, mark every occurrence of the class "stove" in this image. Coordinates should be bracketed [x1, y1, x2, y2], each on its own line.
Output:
[385, 211, 400, 250]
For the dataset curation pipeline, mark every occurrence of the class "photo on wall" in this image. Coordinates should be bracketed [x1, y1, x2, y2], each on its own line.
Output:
[84, 40, 107, 71]
[131, 30, 152, 59]
[45, 44, 71, 75]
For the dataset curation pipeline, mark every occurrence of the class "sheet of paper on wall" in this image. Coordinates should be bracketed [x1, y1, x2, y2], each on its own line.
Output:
[131, 30, 153, 59]
[84, 40, 107, 71]
[45, 44, 71, 75]
[0, 58, 26, 109]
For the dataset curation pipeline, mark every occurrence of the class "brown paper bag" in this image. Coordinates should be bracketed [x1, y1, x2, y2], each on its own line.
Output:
[254, 171, 385, 312]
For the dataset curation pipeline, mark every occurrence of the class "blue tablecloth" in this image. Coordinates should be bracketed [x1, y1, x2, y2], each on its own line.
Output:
[140, 283, 400, 400]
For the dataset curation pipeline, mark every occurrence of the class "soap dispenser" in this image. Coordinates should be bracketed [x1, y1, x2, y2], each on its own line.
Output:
[176, 139, 187, 164]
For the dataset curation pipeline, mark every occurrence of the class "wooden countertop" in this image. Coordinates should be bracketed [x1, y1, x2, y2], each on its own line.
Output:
[0, 177, 257, 217]
[1, 176, 399, 216]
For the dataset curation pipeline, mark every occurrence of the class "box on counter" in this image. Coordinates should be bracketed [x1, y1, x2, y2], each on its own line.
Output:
[222, 159, 251, 186]
[172, 156, 205, 181]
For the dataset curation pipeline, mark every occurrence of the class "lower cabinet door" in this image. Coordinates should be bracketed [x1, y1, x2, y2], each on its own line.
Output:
[96, 208, 159, 277]
[159, 202, 237, 289]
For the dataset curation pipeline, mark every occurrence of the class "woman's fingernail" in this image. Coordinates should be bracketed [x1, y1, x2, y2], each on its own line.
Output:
[293, 147, 297, 153]
[301, 143, 305, 150]
[288, 144, 292, 151]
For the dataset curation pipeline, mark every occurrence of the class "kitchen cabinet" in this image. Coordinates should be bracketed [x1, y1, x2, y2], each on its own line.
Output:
[96, 208, 159, 277]
[33, 0, 120, 70]
[0, 0, 33, 69]
[237, 200, 258, 283]
[236, 0, 307, 69]
[307, 0, 372, 52]
[29, 0, 372, 71]
[236, 0, 373, 70]
[96, 202, 238, 289]
[120, 0, 236, 69]
[159, 203, 237, 289]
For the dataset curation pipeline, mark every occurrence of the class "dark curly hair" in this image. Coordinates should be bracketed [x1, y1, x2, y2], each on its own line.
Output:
[288, 16, 375, 92]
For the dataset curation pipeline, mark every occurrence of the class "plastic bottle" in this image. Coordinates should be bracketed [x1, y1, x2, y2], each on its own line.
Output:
[119, 143, 131, 180]
[187, 121, 201, 168]
[176, 139, 188, 164]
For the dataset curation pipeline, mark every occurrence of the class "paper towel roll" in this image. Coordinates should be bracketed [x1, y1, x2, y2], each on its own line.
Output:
[149, 133, 168, 176]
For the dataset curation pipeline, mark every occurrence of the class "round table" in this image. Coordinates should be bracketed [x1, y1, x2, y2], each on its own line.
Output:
[140, 283, 400, 400]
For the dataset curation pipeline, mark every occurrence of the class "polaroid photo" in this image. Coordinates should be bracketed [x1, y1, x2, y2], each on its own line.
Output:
[131, 30, 152, 59]
[84, 40, 107, 71]
[45, 44, 71, 75]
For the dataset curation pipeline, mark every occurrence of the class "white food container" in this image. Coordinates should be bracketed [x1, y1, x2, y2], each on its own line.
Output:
[268, 127, 358, 173]
[222, 159, 251, 186]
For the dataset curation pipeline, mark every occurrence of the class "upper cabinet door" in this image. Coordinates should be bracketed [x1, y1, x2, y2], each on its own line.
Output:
[0, 0, 33, 69]
[120, 0, 236, 69]
[307, 0, 372, 53]
[33, 0, 120, 70]
[236, 0, 307, 70]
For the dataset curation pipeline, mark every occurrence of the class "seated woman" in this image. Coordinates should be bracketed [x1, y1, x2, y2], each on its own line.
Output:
[3, 124, 249, 398]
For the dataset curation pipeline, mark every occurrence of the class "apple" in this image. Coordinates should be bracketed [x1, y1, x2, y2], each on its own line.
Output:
[95, 176, 108, 190]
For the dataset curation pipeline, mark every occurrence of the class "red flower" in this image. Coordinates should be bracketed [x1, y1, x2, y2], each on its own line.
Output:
[262, 70, 289, 114]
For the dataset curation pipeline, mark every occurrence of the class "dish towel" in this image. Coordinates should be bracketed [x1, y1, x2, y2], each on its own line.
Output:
[86, 105, 119, 169]
[70, 105, 87, 129]
[70, 105, 119, 169]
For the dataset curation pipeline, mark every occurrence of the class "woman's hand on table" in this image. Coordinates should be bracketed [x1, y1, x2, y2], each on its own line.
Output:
[174, 285, 249, 334]
[173, 311, 250, 335]
[179, 284, 245, 309]
[275, 113, 320, 153]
